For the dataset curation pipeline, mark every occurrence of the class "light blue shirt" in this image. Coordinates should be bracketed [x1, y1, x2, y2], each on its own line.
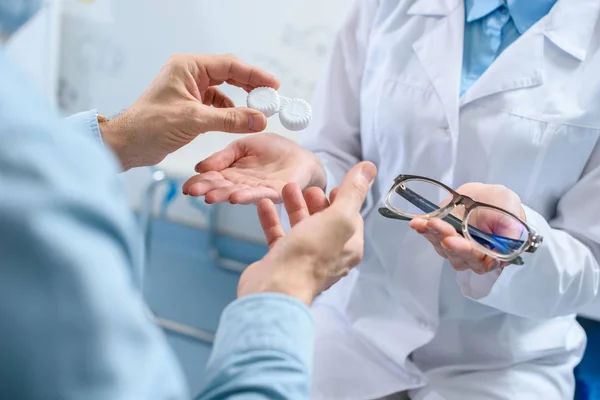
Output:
[461, 0, 557, 96]
[0, 51, 313, 399]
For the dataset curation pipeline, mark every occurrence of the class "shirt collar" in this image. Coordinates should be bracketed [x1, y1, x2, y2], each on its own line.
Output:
[507, 0, 557, 34]
[465, 0, 504, 22]
[465, 0, 557, 34]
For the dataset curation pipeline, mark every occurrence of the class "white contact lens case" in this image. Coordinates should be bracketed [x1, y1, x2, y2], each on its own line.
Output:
[247, 87, 312, 131]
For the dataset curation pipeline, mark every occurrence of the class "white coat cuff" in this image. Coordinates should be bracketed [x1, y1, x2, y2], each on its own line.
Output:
[456, 205, 544, 301]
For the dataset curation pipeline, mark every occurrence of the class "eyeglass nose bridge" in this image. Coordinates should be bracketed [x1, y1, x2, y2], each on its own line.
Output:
[453, 194, 477, 210]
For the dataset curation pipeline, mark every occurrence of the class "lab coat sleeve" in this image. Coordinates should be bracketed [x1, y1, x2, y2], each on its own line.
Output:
[63, 109, 104, 145]
[300, 0, 377, 199]
[0, 57, 188, 399]
[196, 294, 314, 399]
[457, 141, 600, 319]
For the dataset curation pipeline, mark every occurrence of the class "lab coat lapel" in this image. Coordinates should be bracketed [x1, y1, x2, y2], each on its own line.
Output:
[411, 0, 464, 139]
[460, 24, 545, 107]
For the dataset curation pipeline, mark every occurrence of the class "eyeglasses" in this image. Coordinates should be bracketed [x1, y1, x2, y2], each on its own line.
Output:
[378, 175, 543, 265]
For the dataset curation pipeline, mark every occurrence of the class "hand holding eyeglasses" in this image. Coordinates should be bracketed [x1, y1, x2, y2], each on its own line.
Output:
[410, 183, 527, 274]
[379, 175, 543, 273]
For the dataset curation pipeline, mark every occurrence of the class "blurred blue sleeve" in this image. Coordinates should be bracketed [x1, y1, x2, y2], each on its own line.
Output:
[64, 109, 104, 145]
[0, 53, 188, 399]
[197, 294, 314, 400]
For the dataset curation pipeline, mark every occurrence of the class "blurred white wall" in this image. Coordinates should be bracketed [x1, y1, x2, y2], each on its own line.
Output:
[5, 1, 62, 110]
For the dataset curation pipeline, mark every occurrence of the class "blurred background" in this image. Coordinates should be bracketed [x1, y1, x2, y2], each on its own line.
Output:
[6, 0, 600, 397]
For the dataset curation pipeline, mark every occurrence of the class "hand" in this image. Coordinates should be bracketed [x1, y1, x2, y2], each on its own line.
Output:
[283, 183, 365, 291]
[182, 133, 327, 204]
[99, 54, 280, 170]
[409, 183, 526, 274]
[237, 162, 377, 306]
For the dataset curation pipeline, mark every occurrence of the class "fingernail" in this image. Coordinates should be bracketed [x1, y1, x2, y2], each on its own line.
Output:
[428, 228, 440, 236]
[361, 164, 376, 184]
[248, 114, 264, 132]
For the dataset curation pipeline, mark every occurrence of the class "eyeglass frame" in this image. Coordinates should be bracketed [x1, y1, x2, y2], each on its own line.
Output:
[378, 174, 544, 266]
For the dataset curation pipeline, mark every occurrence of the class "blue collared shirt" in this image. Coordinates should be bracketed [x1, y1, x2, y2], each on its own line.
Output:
[0, 50, 313, 399]
[461, 0, 557, 96]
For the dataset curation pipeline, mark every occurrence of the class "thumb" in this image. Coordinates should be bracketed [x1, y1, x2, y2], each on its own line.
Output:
[200, 106, 267, 134]
[331, 162, 377, 215]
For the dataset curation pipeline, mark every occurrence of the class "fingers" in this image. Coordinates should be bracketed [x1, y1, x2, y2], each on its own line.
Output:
[440, 236, 476, 271]
[330, 162, 377, 216]
[282, 183, 310, 227]
[410, 217, 499, 274]
[191, 54, 280, 91]
[410, 218, 450, 259]
[311, 162, 376, 249]
[441, 236, 500, 274]
[183, 171, 227, 196]
[183, 173, 281, 204]
[427, 218, 460, 240]
[429, 219, 489, 272]
[205, 184, 249, 204]
[195, 105, 268, 134]
[226, 78, 257, 93]
[202, 87, 235, 108]
[329, 187, 339, 203]
[195, 141, 244, 173]
[257, 199, 285, 248]
[189, 180, 233, 198]
[230, 187, 282, 205]
[304, 187, 330, 215]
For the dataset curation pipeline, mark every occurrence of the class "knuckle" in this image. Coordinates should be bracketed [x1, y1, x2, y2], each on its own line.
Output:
[167, 53, 186, 67]
[223, 110, 241, 132]
[351, 180, 368, 197]
[330, 210, 355, 234]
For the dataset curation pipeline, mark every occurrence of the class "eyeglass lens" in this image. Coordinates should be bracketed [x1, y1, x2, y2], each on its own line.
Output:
[389, 179, 528, 257]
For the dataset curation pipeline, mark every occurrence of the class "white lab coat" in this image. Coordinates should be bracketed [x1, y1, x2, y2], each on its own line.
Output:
[302, 0, 600, 399]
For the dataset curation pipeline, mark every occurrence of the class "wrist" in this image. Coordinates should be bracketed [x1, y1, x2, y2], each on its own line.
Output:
[98, 114, 134, 171]
[239, 259, 324, 307]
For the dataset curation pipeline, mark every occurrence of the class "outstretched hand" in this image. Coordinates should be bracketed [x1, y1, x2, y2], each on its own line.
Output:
[182, 133, 327, 204]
